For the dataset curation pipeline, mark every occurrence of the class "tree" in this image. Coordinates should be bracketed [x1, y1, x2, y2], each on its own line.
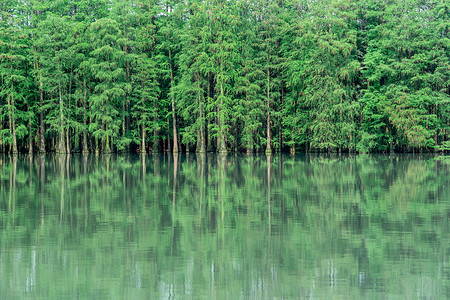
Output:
[35, 14, 75, 153]
[176, 0, 214, 153]
[130, 0, 161, 154]
[88, 18, 127, 153]
[0, 0, 448, 154]
[253, 0, 284, 154]
[233, 0, 265, 154]
[360, 0, 450, 152]
[285, 0, 360, 152]
[71, 21, 92, 154]
[206, 0, 240, 153]
[155, 0, 185, 153]
[0, 3, 31, 154]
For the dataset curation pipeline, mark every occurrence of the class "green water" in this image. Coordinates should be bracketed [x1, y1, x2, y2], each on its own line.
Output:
[0, 154, 449, 299]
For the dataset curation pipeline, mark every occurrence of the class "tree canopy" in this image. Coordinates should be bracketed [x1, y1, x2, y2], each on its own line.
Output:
[0, 0, 449, 154]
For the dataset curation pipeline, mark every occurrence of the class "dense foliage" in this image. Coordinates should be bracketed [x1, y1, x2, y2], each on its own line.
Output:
[0, 0, 449, 154]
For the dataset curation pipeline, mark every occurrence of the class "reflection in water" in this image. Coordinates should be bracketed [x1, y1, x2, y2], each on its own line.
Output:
[0, 154, 449, 298]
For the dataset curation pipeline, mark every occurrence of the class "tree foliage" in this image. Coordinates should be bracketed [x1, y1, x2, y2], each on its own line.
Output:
[0, 0, 449, 153]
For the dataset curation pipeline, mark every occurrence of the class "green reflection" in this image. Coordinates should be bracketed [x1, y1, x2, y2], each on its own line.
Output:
[0, 154, 449, 299]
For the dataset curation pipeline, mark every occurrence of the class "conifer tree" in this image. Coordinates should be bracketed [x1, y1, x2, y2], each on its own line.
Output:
[0, 2, 32, 154]
[0, 0, 448, 153]
[87, 18, 127, 153]
[285, 0, 360, 152]
[157, 0, 184, 153]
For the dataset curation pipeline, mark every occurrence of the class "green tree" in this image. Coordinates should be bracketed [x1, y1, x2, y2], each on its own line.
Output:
[233, 1, 265, 154]
[35, 14, 75, 153]
[87, 18, 127, 153]
[0, 3, 31, 154]
[253, 0, 284, 154]
[176, 0, 216, 153]
[207, 0, 240, 153]
[130, 0, 161, 154]
[285, 0, 360, 152]
[360, 0, 450, 152]
[71, 21, 92, 154]
[156, 0, 185, 153]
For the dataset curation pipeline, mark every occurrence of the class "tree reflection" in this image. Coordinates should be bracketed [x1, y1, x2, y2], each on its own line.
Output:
[0, 154, 448, 298]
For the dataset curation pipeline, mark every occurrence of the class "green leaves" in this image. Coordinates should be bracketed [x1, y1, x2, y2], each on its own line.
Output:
[87, 17, 128, 152]
[359, 0, 450, 152]
[0, 0, 449, 153]
[283, 0, 360, 152]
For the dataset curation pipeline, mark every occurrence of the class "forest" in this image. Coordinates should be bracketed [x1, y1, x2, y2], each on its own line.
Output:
[0, 0, 449, 154]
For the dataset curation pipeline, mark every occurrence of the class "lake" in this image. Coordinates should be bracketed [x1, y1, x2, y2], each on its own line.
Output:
[0, 153, 449, 299]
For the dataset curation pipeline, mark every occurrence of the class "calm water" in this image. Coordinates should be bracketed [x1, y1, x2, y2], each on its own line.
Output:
[0, 153, 449, 299]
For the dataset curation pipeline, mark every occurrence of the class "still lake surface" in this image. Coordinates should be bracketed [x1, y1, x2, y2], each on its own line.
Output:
[0, 153, 449, 299]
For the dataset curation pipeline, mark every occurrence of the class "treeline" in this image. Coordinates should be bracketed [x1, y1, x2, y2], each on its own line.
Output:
[0, 0, 449, 154]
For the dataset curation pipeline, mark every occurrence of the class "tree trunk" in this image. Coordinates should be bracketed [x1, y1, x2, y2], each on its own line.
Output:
[105, 134, 111, 154]
[207, 72, 214, 152]
[153, 129, 160, 153]
[39, 81, 45, 153]
[82, 78, 88, 154]
[58, 81, 66, 154]
[171, 98, 178, 153]
[141, 124, 146, 155]
[279, 84, 285, 152]
[123, 42, 130, 153]
[169, 49, 178, 153]
[58, 129, 65, 154]
[266, 68, 272, 154]
[9, 92, 18, 154]
[234, 126, 238, 152]
[103, 120, 111, 154]
[218, 74, 226, 154]
[246, 92, 253, 155]
[167, 129, 171, 153]
[95, 136, 99, 155]
[197, 115, 206, 153]
[0, 122, 3, 153]
[28, 107, 33, 155]
[197, 79, 205, 153]
[153, 99, 160, 152]
[66, 128, 70, 154]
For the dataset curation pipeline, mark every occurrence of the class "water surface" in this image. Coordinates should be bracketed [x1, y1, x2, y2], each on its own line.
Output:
[0, 153, 449, 299]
